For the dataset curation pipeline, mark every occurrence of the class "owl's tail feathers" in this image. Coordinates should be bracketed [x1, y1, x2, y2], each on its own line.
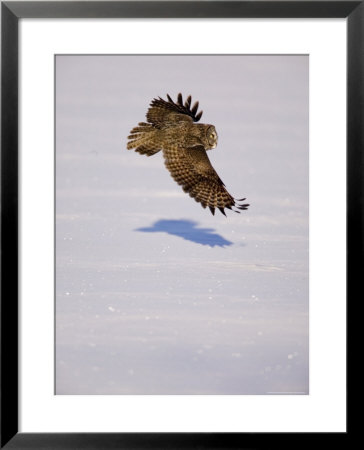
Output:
[127, 122, 162, 156]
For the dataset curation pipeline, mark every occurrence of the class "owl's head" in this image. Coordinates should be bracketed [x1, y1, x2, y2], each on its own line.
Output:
[205, 125, 218, 150]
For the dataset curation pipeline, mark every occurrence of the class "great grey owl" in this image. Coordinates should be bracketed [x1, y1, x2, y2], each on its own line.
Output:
[127, 93, 249, 215]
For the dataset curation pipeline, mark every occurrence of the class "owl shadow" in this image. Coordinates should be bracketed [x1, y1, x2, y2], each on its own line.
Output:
[135, 219, 233, 247]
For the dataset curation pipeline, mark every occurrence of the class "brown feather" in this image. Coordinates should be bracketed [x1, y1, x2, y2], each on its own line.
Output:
[126, 94, 249, 215]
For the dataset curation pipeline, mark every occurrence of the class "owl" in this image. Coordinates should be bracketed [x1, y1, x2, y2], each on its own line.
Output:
[127, 93, 249, 215]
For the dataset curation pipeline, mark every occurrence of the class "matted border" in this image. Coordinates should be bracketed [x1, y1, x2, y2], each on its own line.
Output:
[1, 1, 358, 448]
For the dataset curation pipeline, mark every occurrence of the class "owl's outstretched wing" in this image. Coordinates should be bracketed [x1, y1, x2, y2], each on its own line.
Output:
[163, 145, 249, 215]
[147, 93, 203, 128]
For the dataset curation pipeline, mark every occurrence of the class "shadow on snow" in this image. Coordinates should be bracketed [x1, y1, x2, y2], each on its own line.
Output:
[135, 219, 233, 247]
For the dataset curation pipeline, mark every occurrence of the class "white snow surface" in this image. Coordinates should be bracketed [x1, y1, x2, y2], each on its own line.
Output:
[56, 55, 308, 394]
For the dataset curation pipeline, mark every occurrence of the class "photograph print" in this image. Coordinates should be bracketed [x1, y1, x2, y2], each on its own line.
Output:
[56, 54, 308, 394]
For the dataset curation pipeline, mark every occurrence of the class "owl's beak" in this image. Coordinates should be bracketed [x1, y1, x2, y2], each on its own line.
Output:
[213, 133, 218, 148]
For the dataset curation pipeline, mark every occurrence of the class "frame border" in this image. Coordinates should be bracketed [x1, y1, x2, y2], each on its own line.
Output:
[1, 1, 358, 448]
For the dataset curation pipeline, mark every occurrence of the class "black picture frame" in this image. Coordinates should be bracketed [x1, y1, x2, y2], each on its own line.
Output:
[1, 1, 357, 448]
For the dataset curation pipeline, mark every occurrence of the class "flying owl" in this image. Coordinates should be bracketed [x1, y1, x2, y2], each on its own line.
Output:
[127, 93, 249, 215]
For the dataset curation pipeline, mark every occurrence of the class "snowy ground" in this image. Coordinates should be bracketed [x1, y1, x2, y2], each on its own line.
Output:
[56, 55, 309, 394]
